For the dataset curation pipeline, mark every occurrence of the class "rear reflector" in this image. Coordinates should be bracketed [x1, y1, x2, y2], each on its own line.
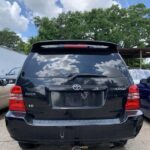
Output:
[125, 84, 140, 110]
[9, 85, 26, 112]
[9, 100, 26, 112]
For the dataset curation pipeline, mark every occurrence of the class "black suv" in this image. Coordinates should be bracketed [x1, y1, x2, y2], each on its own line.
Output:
[5, 40, 143, 149]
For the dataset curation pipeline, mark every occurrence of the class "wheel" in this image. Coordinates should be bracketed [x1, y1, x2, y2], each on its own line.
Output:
[113, 140, 127, 147]
[18, 142, 39, 149]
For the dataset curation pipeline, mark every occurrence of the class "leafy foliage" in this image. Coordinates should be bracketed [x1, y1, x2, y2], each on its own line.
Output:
[27, 4, 150, 68]
[0, 4, 150, 68]
[125, 58, 150, 69]
[29, 4, 150, 49]
[0, 28, 25, 52]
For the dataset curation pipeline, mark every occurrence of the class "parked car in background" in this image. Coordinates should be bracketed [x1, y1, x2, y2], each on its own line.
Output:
[138, 78, 150, 119]
[5, 67, 21, 83]
[0, 67, 21, 109]
[6, 41, 143, 149]
[0, 80, 12, 109]
[129, 69, 150, 119]
[129, 69, 150, 84]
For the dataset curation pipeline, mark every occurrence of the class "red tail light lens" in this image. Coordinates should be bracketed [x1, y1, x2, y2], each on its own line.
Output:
[9, 85, 26, 112]
[125, 84, 140, 110]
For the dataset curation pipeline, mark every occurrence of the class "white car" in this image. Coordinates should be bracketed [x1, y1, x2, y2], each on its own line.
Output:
[0, 67, 21, 109]
[0, 83, 13, 109]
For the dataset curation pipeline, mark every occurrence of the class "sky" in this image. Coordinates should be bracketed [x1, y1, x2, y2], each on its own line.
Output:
[0, 0, 149, 42]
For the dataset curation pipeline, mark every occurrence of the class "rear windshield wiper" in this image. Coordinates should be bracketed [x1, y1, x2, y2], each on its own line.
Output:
[67, 73, 107, 81]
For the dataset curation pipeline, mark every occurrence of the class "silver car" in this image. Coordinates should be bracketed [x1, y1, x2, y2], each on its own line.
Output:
[0, 82, 13, 109]
[0, 67, 21, 109]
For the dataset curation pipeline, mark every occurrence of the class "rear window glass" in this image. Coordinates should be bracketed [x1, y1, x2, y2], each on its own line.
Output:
[23, 51, 128, 78]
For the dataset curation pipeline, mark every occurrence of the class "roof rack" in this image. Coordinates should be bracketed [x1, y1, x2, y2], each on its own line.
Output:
[31, 40, 118, 52]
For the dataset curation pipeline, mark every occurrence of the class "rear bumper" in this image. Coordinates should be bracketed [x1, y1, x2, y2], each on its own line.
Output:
[141, 108, 150, 119]
[141, 99, 150, 119]
[5, 110, 143, 145]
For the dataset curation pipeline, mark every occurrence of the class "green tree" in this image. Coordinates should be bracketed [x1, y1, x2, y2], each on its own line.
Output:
[26, 4, 150, 68]
[30, 4, 150, 48]
[0, 28, 25, 52]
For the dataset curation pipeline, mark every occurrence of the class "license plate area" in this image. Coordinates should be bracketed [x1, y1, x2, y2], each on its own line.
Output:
[50, 91, 106, 109]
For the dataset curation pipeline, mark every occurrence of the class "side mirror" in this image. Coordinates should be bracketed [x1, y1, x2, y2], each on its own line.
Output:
[0, 79, 8, 86]
[140, 79, 147, 85]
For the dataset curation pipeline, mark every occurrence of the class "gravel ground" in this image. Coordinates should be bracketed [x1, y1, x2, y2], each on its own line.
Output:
[0, 110, 150, 150]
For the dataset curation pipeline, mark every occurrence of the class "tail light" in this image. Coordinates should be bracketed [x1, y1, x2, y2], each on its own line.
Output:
[64, 44, 88, 48]
[9, 85, 26, 112]
[125, 84, 140, 110]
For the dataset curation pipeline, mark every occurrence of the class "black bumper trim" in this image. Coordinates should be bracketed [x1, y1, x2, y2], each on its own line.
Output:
[5, 110, 143, 144]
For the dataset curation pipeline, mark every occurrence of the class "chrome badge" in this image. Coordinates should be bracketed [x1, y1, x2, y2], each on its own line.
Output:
[72, 84, 82, 91]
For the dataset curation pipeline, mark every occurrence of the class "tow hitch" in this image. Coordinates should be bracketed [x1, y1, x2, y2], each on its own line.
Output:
[72, 146, 88, 150]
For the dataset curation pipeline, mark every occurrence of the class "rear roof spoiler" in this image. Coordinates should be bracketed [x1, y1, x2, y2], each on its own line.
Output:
[31, 40, 118, 52]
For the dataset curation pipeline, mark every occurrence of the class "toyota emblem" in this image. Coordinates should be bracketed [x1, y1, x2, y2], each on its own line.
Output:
[72, 84, 82, 91]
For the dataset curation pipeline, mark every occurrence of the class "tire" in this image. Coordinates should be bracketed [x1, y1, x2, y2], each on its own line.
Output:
[113, 140, 127, 147]
[18, 142, 39, 149]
